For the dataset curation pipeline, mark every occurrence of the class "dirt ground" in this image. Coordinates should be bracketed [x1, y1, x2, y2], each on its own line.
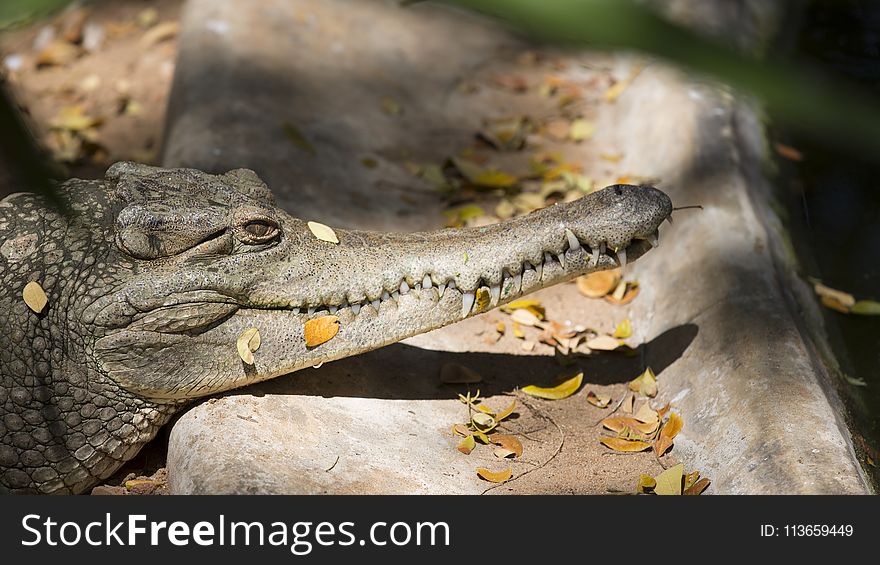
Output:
[1, 0, 695, 495]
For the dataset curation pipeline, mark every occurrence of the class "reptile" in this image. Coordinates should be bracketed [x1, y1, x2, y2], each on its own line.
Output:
[0, 161, 671, 494]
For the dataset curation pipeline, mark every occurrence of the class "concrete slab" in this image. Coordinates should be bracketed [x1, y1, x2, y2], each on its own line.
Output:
[162, 0, 869, 494]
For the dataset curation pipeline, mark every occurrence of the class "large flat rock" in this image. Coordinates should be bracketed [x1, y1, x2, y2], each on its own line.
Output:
[162, 0, 868, 494]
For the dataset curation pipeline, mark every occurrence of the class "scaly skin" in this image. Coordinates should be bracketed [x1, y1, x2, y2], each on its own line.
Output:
[0, 162, 671, 494]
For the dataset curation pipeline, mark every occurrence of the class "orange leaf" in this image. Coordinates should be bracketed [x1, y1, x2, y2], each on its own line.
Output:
[654, 412, 684, 456]
[304, 315, 340, 347]
[490, 434, 523, 458]
[476, 467, 513, 483]
[599, 437, 651, 452]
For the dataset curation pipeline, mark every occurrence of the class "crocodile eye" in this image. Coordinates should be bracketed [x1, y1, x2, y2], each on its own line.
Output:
[238, 219, 280, 244]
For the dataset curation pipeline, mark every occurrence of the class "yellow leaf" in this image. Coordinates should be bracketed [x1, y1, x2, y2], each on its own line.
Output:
[655, 412, 683, 456]
[501, 299, 545, 318]
[654, 463, 684, 495]
[472, 170, 518, 189]
[496, 322, 506, 334]
[569, 119, 595, 142]
[495, 399, 517, 421]
[304, 315, 340, 347]
[586, 390, 611, 408]
[475, 287, 492, 313]
[307, 221, 339, 244]
[813, 282, 855, 307]
[490, 434, 523, 458]
[49, 105, 101, 132]
[605, 282, 640, 305]
[613, 318, 632, 339]
[22, 281, 49, 314]
[512, 322, 525, 339]
[472, 412, 497, 432]
[476, 467, 512, 483]
[521, 372, 583, 400]
[236, 327, 261, 365]
[443, 204, 486, 227]
[637, 474, 656, 494]
[473, 431, 490, 444]
[852, 300, 880, 315]
[621, 393, 634, 414]
[282, 122, 316, 154]
[628, 367, 657, 397]
[585, 335, 620, 351]
[457, 434, 476, 455]
[510, 308, 541, 327]
[684, 470, 701, 490]
[600, 437, 651, 452]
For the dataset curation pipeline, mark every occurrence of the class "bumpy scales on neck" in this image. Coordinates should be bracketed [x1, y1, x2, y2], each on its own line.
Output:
[0, 162, 672, 494]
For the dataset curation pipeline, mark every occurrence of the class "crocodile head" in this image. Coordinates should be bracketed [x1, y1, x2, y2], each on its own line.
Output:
[91, 163, 671, 399]
[0, 162, 670, 493]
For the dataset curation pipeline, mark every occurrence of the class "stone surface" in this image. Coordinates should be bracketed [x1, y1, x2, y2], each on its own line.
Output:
[163, 0, 868, 494]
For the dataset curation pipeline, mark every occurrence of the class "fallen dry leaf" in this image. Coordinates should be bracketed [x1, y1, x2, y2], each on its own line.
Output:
[585, 335, 620, 351]
[655, 412, 683, 456]
[637, 474, 656, 494]
[521, 372, 583, 400]
[813, 282, 855, 307]
[452, 424, 471, 437]
[477, 467, 513, 483]
[628, 367, 657, 397]
[494, 447, 517, 459]
[569, 119, 595, 142]
[457, 434, 476, 455]
[621, 393, 634, 414]
[654, 463, 684, 495]
[633, 402, 658, 424]
[684, 478, 711, 495]
[501, 299, 545, 319]
[22, 281, 48, 314]
[307, 221, 340, 244]
[236, 327, 261, 365]
[852, 300, 880, 315]
[304, 316, 340, 347]
[774, 142, 803, 161]
[600, 437, 651, 452]
[495, 399, 517, 421]
[491, 434, 523, 458]
[586, 390, 612, 408]
[613, 318, 632, 339]
[576, 270, 620, 298]
[605, 282, 640, 305]
[601, 416, 659, 436]
[440, 363, 482, 384]
[510, 308, 541, 327]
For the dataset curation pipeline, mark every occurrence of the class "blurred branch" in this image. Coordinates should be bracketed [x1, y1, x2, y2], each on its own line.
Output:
[447, 0, 880, 152]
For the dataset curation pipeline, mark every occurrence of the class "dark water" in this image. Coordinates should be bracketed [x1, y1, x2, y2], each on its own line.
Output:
[787, 0, 880, 483]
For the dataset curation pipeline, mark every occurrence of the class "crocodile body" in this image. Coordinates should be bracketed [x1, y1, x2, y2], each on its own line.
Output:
[0, 162, 671, 494]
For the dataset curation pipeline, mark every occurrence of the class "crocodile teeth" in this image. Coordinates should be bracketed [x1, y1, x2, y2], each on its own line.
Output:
[591, 245, 600, 265]
[557, 253, 566, 270]
[461, 292, 475, 318]
[511, 273, 522, 294]
[448, 279, 457, 290]
[648, 232, 659, 248]
[544, 251, 553, 266]
[400, 281, 410, 294]
[535, 260, 543, 280]
[617, 247, 627, 268]
[565, 228, 580, 251]
[371, 299, 380, 310]
[391, 290, 400, 302]
[666, 216, 674, 225]
[329, 306, 338, 314]
[489, 285, 501, 305]
[307, 306, 316, 315]
[381, 290, 390, 302]
[437, 283, 446, 298]
[422, 275, 432, 289]
[351, 303, 361, 315]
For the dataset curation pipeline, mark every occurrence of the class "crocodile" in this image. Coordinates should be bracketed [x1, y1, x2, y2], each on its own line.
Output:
[0, 162, 671, 494]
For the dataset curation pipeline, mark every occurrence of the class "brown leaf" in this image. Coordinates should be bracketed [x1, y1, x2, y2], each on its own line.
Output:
[604, 282, 640, 305]
[600, 437, 651, 452]
[477, 467, 513, 483]
[774, 142, 803, 161]
[452, 424, 471, 437]
[633, 402, 658, 424]
[22, 281, 48, 314]
[36, 40, 81, 67]
[654, 412, 684, 456]
[304, 316, 340, 347]
[683, 477, 711, 495]
[494, 447, 517, 459]
[490, 434, 523, 458]
[601, 416, 659, 436]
